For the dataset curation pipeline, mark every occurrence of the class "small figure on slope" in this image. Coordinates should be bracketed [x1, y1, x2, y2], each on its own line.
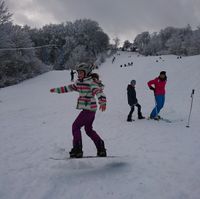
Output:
[70, 70, 76, 82]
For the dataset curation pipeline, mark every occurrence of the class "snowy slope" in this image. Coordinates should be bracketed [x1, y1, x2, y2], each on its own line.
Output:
[0, 52, 200, 199]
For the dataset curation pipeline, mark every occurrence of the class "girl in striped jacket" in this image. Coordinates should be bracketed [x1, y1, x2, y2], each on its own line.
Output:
[50, 63, 107, 158]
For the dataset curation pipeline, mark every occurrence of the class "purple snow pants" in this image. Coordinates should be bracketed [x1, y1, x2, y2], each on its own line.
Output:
[72, 110, 103, 149]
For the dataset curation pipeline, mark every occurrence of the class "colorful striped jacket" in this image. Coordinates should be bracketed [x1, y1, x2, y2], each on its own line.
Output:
[50, 76, 106, 112]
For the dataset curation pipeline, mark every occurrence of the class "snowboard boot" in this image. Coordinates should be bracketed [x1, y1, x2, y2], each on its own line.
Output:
[97, 140, 107, 157]
[127, 118, 133, 122]
[150, 115, 160, 120]
[69, 146, 83, 158]
[138, 112, 145, 119]
[127, 116, 134, 122]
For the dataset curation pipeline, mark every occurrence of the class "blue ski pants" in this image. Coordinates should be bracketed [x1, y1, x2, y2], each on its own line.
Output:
[150, 95, 165, 118]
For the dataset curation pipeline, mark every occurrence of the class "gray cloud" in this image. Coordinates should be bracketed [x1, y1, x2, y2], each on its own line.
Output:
[6, 0, 200, 42]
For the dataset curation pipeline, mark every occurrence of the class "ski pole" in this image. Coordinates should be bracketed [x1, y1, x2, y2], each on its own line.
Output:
[186, 89, 195, 128]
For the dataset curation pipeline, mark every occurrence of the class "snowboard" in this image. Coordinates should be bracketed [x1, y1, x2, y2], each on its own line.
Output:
[50, 155, 118, 160]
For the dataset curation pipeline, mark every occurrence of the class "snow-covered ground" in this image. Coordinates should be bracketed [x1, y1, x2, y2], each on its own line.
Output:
[0, 52, 200, 199]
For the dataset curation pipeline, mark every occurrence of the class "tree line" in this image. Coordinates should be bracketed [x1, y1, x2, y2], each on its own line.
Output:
[0, 0, 110, 87]
[122, 25, 200, 56]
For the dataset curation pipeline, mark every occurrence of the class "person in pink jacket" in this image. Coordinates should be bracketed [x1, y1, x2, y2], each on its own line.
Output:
[147, 71, 167, 119]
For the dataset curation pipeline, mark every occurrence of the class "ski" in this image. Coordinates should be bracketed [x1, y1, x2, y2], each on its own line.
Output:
[159, 117, 172, 123]
[160, 117, 184, 123]
[147, 116, 170, 122]
[147, 117, 183, 123]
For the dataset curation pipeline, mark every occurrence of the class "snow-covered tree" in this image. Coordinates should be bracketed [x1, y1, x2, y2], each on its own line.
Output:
[0, 0, 12, 49]
[0, 1, 47, 87]
[113, 37, 120, 49]
[142, 33, 162, 55]
[65, 45, 94, 69]
[26, 19, 109, 70]
[0, 24, 47, 87]
[134, 31, 150, 54]
[122, 40, 132, 51]
[133, 25, 200, 56]
[188, 28, 200, 55]
[0, 0, 12, 25]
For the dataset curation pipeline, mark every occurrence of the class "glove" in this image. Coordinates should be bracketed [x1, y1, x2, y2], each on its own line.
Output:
[99, 105, 106, 112]
[149, 86, 155, 91]
[50, 88, 56, 93]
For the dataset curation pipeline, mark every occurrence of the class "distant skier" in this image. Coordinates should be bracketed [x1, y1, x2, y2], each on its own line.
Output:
[147, 71, 167, 120]
[50, 63, 107, 158]
[70, 70, 76, 82]
[127, 80, 145, 122]
[112, 56, 116, 63]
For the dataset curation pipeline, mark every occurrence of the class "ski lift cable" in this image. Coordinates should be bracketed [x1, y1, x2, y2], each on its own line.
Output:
[0, 44, 58, 51]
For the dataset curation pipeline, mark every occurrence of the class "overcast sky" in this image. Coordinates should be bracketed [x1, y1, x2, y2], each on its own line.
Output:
[6, 0, 200, 43]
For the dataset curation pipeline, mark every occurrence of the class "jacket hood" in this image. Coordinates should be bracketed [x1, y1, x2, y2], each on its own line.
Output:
[127, 84, 132, 90]
[127, 84, 135, 91]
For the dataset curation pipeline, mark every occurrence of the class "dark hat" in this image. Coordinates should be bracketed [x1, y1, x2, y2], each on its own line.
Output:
[160, 71, 166, 75]
[130, 80, 136, 85]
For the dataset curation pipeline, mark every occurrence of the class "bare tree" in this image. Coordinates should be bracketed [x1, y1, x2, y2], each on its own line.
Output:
[113, 37, 120, 49]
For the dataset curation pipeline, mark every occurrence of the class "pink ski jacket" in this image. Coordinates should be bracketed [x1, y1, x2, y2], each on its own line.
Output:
[147, 77, 166, 95]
